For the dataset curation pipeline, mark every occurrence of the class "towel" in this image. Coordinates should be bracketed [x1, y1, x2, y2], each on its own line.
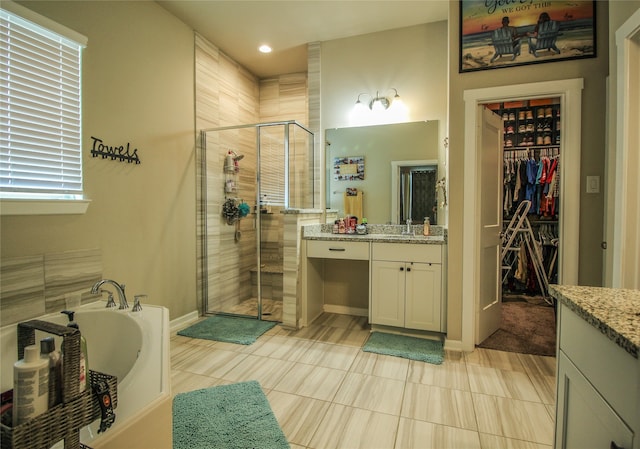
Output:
[344, 191, 363, 219]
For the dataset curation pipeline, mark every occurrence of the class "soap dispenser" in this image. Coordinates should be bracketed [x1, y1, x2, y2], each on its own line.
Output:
[423, 217, 431, 236]
[61, 310, 89, 392]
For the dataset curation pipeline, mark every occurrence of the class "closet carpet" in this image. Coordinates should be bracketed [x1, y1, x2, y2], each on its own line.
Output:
[478, 299, 557, 356]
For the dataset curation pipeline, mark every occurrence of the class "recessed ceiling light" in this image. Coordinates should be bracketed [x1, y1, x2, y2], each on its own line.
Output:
[258, 44, 272, 54]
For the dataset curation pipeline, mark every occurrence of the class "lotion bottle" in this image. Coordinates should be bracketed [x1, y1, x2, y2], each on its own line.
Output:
[40, 337, 62, 408]
[13, 345, 49, 425]
[423, 217, 431, 236]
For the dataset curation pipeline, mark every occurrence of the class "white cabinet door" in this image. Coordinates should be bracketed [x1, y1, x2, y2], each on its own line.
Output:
[371, 260, 405, 327]
[556, 352, 634, 449]
[405, 262, 442, 331]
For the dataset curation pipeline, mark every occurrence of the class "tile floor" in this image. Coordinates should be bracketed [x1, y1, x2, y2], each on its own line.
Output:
[171, 313, 556, 449]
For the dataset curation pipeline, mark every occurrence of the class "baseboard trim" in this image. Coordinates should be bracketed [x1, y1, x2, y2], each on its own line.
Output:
[444, 339, 464, 352]
[170, 310, 199, 334]
[323, 304, 368, 317]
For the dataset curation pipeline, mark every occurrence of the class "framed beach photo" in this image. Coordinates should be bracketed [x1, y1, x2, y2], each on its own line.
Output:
[459, 0, 596, 73]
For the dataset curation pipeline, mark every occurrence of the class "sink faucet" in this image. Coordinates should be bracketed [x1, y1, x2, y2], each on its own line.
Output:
[403, 218, 413, 235]
[91, 279, 128, 309]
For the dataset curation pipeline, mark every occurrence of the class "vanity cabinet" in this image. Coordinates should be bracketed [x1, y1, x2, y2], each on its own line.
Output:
[555, 303, 639, 449]
[370, 243, 443, 332]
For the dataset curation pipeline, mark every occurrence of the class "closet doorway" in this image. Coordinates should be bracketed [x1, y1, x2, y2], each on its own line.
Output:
[479, 98, 561, 356]
[461, 79, 583, 353]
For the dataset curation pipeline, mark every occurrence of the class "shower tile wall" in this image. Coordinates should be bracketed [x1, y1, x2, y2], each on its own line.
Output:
[195, 32, 309, 316]
[307, 42, 322, 210]
[0, 248, 103, 326]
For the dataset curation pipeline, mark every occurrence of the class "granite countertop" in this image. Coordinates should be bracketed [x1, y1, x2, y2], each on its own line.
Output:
[549, 285, 640, 358]
[302, 224, 447, 245]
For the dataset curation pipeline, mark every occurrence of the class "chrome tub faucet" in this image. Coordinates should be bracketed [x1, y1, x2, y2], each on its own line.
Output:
[91, 279, 128, 309]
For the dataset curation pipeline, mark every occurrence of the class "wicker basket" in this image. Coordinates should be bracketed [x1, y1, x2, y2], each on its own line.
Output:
[1, 320, 118, 449]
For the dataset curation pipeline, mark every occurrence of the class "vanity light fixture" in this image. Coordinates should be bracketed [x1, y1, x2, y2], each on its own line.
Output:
[355, 88, 401, 111]
[351, 88, 408, 126]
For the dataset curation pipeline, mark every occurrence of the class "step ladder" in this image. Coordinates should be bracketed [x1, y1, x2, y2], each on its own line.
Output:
[501, 200, 550, 301]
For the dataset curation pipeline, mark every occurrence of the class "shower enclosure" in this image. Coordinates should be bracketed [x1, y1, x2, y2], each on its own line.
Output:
[200, 121, 315, 322]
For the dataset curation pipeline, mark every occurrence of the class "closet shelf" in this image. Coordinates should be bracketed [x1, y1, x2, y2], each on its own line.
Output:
[503, 144, 560, 150]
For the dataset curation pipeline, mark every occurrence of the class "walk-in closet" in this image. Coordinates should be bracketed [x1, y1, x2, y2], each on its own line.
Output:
[480, 98, 560, 356]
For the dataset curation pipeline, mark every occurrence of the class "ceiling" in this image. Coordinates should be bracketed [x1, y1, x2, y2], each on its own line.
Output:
[156, 1, 449, 79]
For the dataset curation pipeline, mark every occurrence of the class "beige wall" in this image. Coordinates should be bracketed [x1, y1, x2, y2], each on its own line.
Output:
[2, 1, 197, 319]
[447, 1, 610, 341]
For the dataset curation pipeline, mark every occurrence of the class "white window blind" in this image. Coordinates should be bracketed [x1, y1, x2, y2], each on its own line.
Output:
[1, 7, 84, 198]
[260, 131, 285, 206]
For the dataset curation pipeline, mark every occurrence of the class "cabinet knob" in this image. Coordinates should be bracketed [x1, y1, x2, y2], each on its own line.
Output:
[611, 442, 624, 449]
[400, 267, 404, 271]
[406, 267, 411, 272]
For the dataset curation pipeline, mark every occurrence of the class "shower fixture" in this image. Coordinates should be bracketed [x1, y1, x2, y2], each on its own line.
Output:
[224, 150, 243, 173]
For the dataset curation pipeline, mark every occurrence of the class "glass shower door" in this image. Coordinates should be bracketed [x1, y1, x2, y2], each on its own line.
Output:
[201, 121, 314, 322]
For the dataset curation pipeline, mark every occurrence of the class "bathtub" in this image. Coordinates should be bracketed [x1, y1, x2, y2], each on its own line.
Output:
[1, 300, 171, 449]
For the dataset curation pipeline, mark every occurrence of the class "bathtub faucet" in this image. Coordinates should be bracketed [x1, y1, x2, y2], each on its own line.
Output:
[91, 279, 129, 309]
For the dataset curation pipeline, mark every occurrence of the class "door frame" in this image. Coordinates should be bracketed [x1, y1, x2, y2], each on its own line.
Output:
[461, 79, 584, 352]
[611, 9, 640, 288]
[391, 159, 438, 224]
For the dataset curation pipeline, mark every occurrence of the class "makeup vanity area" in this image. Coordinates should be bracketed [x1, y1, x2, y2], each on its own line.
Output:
[300, 120, 448, 337]
[300, 224, 447, 335]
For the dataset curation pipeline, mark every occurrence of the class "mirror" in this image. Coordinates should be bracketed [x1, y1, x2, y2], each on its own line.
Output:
[325, 121, 441, 224]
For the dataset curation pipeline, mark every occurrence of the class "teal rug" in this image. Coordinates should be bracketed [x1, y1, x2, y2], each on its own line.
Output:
[177, 315, 276, 345]
[362, 332, 444, 365]
[173, 380, 289, 449]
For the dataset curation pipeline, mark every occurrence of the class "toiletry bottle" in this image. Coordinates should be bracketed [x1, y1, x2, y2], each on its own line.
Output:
[423, 217, 431, 236]
[338, 218, 346, 234]
[40, 337, 62, 408]
[61, 311, 89, 392]
[333, 220, 339, 234]
[13, 345, 49, 425]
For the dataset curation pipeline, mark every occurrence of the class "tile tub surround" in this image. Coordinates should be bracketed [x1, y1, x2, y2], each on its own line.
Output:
[549, 285, 640, 358]
[171, 313, 556, 448]
[0, 248, 103, 326]
[302, 223, 448, 244]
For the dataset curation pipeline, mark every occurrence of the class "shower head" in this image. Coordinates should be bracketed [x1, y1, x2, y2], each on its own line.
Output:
[233, 154, 244, 161]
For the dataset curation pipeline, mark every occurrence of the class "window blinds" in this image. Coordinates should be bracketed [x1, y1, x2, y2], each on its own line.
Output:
[259, 131, 285, 206]
[1, 8, 84, 197]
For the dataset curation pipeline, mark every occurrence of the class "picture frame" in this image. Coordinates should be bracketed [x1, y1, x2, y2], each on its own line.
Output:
[333, 156, 365, 181]
[459, 0, 596, 73]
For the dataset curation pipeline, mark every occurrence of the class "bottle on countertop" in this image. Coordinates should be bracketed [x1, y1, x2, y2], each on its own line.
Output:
[40, 337, 62, 408]
[61, 310, 89, 392]
[13, 345, 49, 425]
[355, 217, 367, 235]
[333, 220, 339, 234]
[338, 218, 346, 234]
[423, 217, 431, 236]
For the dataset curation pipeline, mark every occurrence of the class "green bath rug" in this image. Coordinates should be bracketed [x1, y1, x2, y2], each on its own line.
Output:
[177, 315, 276, 345]
[362, 331, 444, 365]
[173, 380, 289, 449]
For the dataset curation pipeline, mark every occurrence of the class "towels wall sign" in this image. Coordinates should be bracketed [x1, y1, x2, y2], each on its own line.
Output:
[90, 136, 141, 164]
[459, 0, 596, 73]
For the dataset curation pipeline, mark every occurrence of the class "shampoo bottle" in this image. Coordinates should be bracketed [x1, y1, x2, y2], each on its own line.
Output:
[61, 311, 89, 393]
[40, 337, 62, 408]
[13, 345, 49, 425]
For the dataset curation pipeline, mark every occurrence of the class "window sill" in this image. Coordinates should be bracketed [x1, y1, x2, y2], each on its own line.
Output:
[0, 198, 91, 216]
